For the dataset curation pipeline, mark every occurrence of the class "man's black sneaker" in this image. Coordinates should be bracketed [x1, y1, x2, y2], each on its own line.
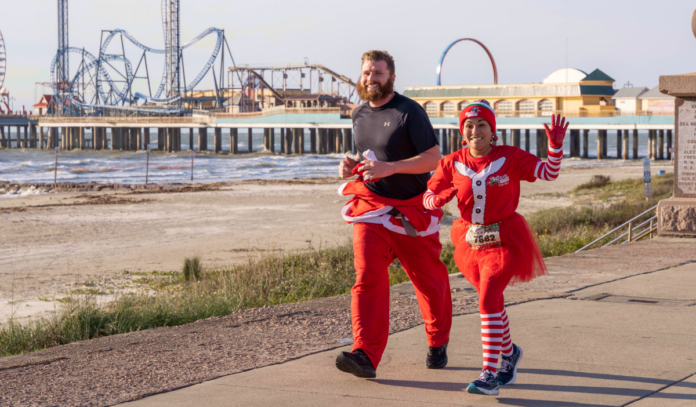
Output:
[467, 369, 500, 396]
[498, 343, 523, 385]
[425, 342, 448, 369]
[335, 349, 376, 378]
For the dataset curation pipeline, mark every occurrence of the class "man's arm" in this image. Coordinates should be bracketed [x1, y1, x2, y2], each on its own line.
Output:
[357, 145, 441, 181]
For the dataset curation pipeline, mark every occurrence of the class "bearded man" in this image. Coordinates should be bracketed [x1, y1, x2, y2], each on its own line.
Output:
[335, 50, 452, 378]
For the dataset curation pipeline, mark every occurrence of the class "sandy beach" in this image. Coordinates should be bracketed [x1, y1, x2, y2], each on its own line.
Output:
[0, 161, 673, 322]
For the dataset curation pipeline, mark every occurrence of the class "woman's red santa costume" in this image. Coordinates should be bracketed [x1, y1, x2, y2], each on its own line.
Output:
[424, 101, 567, 392]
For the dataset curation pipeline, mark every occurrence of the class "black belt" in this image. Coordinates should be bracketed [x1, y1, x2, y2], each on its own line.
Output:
[387, 208, 418, 237]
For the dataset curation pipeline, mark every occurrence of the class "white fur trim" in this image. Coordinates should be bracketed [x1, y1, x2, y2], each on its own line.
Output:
[454, 157, 506, 224]
[338, 182, 349, 196]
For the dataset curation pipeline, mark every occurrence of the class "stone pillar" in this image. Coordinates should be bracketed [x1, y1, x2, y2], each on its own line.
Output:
[656, 60, 696, 236]
[658, 130, 665, 160]
[632, 130, 639, 159]
[198, 128, 207, 151]
[231, 128, 238, 154]
[310, 128, 316, 154]
[667, 130, 673, 160]
[622, 130, 629, 160]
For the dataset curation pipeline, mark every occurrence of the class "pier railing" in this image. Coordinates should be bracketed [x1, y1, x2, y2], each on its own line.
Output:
[574, 202, 665, 253]
[34, 116, 208, 124]
[213, 106, 342, 119]
[428, 110, 673, 118]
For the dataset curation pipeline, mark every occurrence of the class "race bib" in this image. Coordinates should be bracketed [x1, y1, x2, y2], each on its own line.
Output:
[465, 223, 501, 250]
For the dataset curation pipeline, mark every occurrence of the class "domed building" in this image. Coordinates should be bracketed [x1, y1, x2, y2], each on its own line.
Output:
[403, 68, 617, 118]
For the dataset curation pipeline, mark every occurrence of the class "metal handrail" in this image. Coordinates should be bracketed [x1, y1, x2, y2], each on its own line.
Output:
[602, 216, 656, 247]
[574, 203, 661, 253]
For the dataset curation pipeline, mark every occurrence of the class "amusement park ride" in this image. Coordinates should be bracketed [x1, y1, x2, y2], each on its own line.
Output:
[47, 0, 359, 117]
[0, 30, 11, 114]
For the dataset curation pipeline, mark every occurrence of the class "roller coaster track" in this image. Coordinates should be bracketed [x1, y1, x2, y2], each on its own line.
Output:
[50, 0, 225, 114]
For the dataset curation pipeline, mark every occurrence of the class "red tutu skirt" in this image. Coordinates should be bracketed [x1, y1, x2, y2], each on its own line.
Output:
[450, 212, 547, 286]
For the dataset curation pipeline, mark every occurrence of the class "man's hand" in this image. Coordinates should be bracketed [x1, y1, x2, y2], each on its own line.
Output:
[339, 154, 359, 179]
[357, 159, 395, 182]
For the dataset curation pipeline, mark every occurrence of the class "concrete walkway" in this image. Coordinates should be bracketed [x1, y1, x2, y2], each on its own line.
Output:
[122, 242, 696, 407]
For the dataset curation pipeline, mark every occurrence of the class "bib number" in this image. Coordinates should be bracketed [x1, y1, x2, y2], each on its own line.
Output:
[465, 223, 501, 250]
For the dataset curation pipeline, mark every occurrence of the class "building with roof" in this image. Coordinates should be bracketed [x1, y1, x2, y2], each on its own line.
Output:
[32, 94, 55, 115]
[403, 68, 618, 117]
[613, 87, 649, 114]
[640, 86, 675, 115]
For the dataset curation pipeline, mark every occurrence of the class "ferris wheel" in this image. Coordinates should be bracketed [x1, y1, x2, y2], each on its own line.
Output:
[0, 30, 9, 113]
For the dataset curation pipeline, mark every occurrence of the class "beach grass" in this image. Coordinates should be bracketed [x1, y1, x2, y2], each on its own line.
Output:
[0, 173, 673, 357]
[529, 172, 673, 256]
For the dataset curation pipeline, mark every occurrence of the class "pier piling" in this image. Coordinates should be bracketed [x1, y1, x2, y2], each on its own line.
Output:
[214, 128, 222, 153]
[230, 128, 238, 154]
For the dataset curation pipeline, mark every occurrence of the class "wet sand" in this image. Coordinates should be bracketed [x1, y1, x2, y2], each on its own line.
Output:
[0, 162, 673, 322]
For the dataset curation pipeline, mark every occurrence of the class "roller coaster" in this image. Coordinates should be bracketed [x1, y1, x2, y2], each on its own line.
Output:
[50, 0, 235, 116]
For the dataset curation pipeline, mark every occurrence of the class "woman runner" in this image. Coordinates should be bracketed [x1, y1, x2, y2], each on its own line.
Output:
[423, 100, 568, 395]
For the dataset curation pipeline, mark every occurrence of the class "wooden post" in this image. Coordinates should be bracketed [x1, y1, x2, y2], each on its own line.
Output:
[143, 128, 150, 150]
[666, 130, 673, 160]
[447, 129, 455, 154]
[270, 128, 276, 153]
[632, 129, 639, 159]
[248, 128, 253, 153]
[263, 128, 270, 151]
[512, 129, 521, 148]
[214, 127, 222, 153]
[524, 129, 530, 152]
[327, 129, 334, 153]
[569, 129, 579, 157]
[293, 128, 301, 154]
[285, 128, 293, 154]
[500, 129, 507, 146]
[310, 128, 317, 154]
[136, 128, 142, 150]
[198, 128, 207, 151]
[231, 128, 238, 154]
[658, 130, 664, 160]
[535, 130, 544, 158]
[622, 130, 629, 160]
[342, 129, 351, 153]
[279, 128, 285, 153]
[627, 221, 633, 243]
[440, 129, 448, 153]
[189, 128, 194, 151]
[616, 130, 622, 159]
[582, 129, 589, 158]
[318, 128, 326, 154]
[648, 130, 654, 159]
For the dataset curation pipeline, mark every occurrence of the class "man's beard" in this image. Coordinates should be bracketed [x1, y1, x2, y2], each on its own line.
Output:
[357, 77, 395, 102]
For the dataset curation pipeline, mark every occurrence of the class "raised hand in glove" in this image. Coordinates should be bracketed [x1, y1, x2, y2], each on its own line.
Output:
[543, 114, 569, 149]
[423, 188, 458, 210]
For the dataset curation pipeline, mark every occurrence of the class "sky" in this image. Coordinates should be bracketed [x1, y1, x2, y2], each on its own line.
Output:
[2, 0, 696, 110]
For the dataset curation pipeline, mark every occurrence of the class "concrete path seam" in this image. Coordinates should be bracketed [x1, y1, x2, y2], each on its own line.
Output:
[621, 371, 696, 406]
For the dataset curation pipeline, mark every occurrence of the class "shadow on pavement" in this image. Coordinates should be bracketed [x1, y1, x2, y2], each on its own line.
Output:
[368, 379, 466, 392]
[496, 398, 605, 407]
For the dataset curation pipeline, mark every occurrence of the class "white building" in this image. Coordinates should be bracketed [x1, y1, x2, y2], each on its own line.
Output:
[612, 87, 648, 114]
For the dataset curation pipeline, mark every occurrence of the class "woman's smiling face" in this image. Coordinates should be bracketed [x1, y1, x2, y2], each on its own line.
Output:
[463, 117, 493, 154]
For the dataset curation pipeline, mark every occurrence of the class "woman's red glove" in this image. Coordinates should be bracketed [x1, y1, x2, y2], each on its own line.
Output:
[423, 188, 458, 210]
[543, 114, 569, 149]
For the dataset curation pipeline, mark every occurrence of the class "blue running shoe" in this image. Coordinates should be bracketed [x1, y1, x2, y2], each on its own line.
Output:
[498, 344, 523, 385]
[467, 369, 499, 395]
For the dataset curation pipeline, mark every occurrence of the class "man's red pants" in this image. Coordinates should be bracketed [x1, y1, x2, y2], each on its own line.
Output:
[351, 222, 452, 368]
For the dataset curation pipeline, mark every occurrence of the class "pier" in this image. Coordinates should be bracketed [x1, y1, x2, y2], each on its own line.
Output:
[0, 110, 675, 160]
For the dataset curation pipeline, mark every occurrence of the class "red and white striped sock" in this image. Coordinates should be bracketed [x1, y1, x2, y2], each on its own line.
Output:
[501, 308, 513, 357]
[481, 312, 504, 373]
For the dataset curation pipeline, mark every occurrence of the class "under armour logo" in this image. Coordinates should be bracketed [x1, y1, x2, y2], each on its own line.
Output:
[384, 122, 390, 126]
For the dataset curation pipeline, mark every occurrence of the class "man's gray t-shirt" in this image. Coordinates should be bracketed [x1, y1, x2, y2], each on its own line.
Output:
[352, 92, 439, 200]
